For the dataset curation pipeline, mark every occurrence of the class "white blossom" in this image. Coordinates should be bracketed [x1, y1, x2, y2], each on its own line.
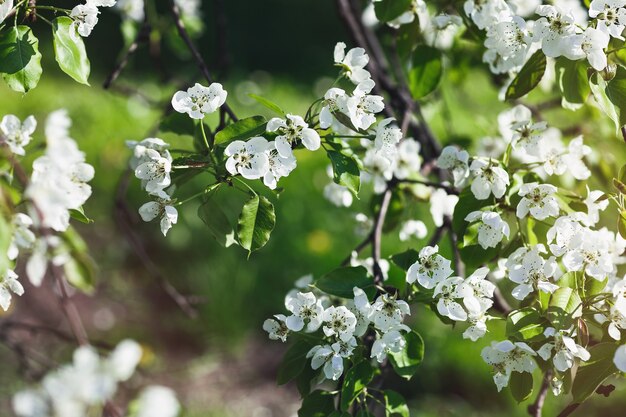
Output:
[345, 80, 385, 131]
[115, 0, 144, 22]
[138, 190, 178, 236]
[264, 142, 296, 189]
[464, 0, 511, 30]
[538, 327, 590, 372]
[481, 340, 537, 391]
[589, 0, 626, 40]
[429, 188, 458, 227]
[307, 338, 356, 381]
[224, 137, 270, 179]
[393, 139, 421, 179]
[267, 114, 320, 158]
[516, 183, 559, 220]
[285, 292, 324, 332]
[134, 148, 172, 194]
[0, 269, 24, 311]
[370, 294, 410, 332]
[508, 245, 562, 300]
[399, 220, 427, 241]
[534, 5, 583, 59]
[374, 118, 402, 161]
[437, 146, 470, 187]
[322, 306, 357, 342]
[464, 211, 510, 249]
[70, 4, 100, 38]
[371, 329, 406, 363]
[0, 114, 36, 155]
[583, 187, 609, 226]
[334, 42, 371, 85]
[171, 83, 227, 119]
[134, 386, 181, 417]
[0, 0, 14, 24]
[470, 159, 509, 200]
[423, 14, 463, 50]
[614, 344, 626, 372]
[434, 276, 468, 321]
[406, 245, 453, 289]
[8, 213, 35, 260]
[319, 87, 348, 129]
[263, 314, 290, 342]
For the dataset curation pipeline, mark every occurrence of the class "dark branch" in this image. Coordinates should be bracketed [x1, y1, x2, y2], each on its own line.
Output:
[529, 370, 552, 417]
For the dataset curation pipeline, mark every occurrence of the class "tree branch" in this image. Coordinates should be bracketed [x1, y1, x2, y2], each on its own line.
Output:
[529, 370, 552, 417]
[169, 0, 238, 122]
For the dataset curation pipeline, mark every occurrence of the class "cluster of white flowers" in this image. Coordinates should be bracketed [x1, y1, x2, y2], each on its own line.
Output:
[127, 138, 178, 236]
[12, 340, 180, 417]
[70, 0, 116, 38]
[465, 0, 619, 77]
[370, 0, 463, 50]
[264, 284, 411, 381]
[481, 340, 537, 391]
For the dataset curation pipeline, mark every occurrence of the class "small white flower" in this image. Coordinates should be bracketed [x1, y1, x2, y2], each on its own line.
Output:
[307, 341, 350, 381]
[516, 183, 559, 220]
[267, 114, 320, 158]
[538, 328, 590, 372]
[0, 0, 14, 24]
[374, 118, 402, 161]
[583, 187, 609, 227]
[322, 306, 357, 342]
[263, 314, 290, 342]
[324, 182, 353, 207]
[534, 5, 582, 59]
[470, 159, 509, 200]
[138, 190, 178, 236]
[134, 386, 181, 417]
[434, 276, 467, 321]
[126, 137, 170, 170]
[345, 80, 385, 131]
[464, 0, 510, 29]
[115, 0, 144, 22]
[319, 87, 348, 129]
[334, 42, 371, 84]
[399, 220, 427, 241]
[7, 213, 35, 261]
[481, 340, 537, 391]
[437, 146, 470, 187]
[463, 314, 488, 341]
[172, 83, 227, 119]
[285, 292, 324, 332]
[393, 139, 422, 179]
[614, 344, 626, 372]
[134, 149, 172, 194]
[589, 0, 626, 40]
[70, 4, 100, 38]
[498, 104, 532, 142]
[464, 211, 510, 249]
[406, 245, 453, 289]
[371, 329, 407, 363]
[423, 14, 463, 50]
[456, 267, 495, 316]
[107, 339, 142, 381]
[573, 27, 610, 71]
[370, 294, 410, 332]
[263, 142, 296, 189]
[0, 269, 24, 311]
[0, 115, 36, 155]
[429, 188, 458, 227]
[224, 137, 270, 179]
[508, 245, 562, 300]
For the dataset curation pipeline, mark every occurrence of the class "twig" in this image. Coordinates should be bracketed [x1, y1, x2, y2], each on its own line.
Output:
[103, 21, 150, 89]
[51, 265, 89, 346]
[169, 0, 238, 122]
[397, 178, 459, 194]
[114, 170, 200, 318]
[528, 370, 552, 417]
[372, 185, 394, 285]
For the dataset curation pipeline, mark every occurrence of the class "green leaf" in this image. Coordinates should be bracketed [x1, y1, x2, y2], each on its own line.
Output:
[0, 25, 43, 93]
[390, 249, 420, 272]
[215, 116, 267, 146]
[340, 361, 375, 411]
[373, 0, 412, 22]
[555, 57, 590, 109]
[505, 50, 547, 100]
[618, 210, 626, 239]
[606, 65, 626, 128]
[506, 307, 548, 342]
[408, 45, 443, 99]
[198, 196, 237, 247]
[159, 112, 195, 136]
[315, 266, 375, 298]
[548, 287, 583, 330]
[327, 150, 360, 196]
[298, 390, 336, 417]
[237, 194, 276, 253]
[248, 94, 286, 116]
[590, 72, 620, 132]
[0, 213, 12, 273]
[69, 208, 93, 224]
[52, 17, 91, 85]
[509, 372, 533, 403]
[384, 390, 409, 417]
[277, 340, 314, 385]
[388, 331, 424, 379]
[63, 254, 97, 294]
[571, 343, 618, 403]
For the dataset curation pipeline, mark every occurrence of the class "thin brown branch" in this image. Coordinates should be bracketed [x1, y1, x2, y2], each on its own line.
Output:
[169, 0, 238, 122]
[51, 265, 89, 346]
[114, 170, 200, 318]
[103, 21, 150, 89]
[372, 185, 394, 285]
[528, 370, 552, 417]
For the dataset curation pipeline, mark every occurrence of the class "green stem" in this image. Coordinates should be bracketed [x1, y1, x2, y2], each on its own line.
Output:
[34, 5, 70, 12]
[233, 177, 257, 195]
[199, 121, 213, 150]
[175, 183, 221, 206]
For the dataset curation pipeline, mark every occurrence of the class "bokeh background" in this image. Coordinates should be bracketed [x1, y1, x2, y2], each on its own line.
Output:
[2, 1, 626, 416]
